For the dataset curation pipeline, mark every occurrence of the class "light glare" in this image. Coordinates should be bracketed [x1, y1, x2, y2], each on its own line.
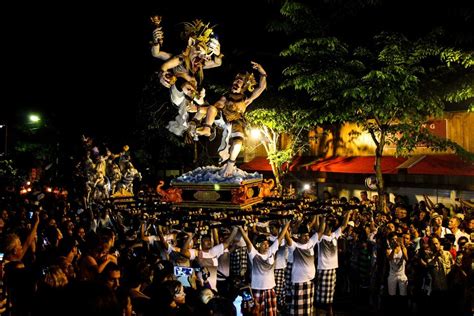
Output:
[29, 114, 41, 123]
[250, 128, 261, 139]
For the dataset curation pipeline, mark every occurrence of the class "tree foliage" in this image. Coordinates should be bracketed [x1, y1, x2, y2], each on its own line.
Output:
[276, 0, 474, 208]
[246, 93, 318, 190]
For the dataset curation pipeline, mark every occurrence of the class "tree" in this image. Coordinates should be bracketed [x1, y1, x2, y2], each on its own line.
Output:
[277, 1, 474, 210]
[341, 32, 473, 210]
[246, 94, 317, 193]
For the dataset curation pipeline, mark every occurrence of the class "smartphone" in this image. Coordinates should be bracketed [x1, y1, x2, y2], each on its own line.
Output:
[240, 286, 254, 302]
[174, 266, 193, 287]
[28, 211, 34, 219]
[0, 253, 4, 261]
[174, 266, 193, 277]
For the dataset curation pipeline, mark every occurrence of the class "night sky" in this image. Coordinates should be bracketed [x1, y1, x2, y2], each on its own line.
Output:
[2, 1, 280, 137]
[2, 1, 472, 141]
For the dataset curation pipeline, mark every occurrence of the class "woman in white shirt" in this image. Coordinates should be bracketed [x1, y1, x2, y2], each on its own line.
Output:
[386, 232, 409, 296]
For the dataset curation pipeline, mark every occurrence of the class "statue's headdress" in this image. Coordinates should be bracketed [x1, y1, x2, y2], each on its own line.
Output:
[182, 19, 216, 55]
[235, 72, 257, 92]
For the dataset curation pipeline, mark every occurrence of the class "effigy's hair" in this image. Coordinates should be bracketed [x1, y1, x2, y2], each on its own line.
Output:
[235, 72, 257, 92]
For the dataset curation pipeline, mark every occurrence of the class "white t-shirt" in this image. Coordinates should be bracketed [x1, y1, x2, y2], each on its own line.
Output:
[287, 243, 294, 264]
[454, 229, 469, 251]
[199, 243, 225, 290]
[217, 249, 230, 281]
[289, 232, 319, 283]
[249, 240, 280, 290]
[234, 233, 246, 247]
[427, 226, 452, 238]
[388, 249, 406, 276]
[147, 234, 175, 260]
[200, 243, 225, 267]
[317, 227, 342, 270]
[269, 236, 288, 270]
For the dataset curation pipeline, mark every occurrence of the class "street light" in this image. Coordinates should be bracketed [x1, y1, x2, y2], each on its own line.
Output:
[0, 124, 6, 156]
[29, 114, 41, 123]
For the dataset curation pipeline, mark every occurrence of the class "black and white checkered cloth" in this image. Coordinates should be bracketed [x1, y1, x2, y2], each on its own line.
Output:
[316, 268, 337, 304]
[274, 268, 286, 307]
[280, 262, 293, 315]
[289, 280, 315, 316]
[284, 262, 293, 305]
[230, 246, 248, 278]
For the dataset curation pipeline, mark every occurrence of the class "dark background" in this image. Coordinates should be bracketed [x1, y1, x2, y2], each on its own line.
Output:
[2, 0, 472, 140]
[1, 1, 281, 137]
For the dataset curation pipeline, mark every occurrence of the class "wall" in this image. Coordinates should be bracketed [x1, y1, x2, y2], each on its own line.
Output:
[306, 111, 474, 157]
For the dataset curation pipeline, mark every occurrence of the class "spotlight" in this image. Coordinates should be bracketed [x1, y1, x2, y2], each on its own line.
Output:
[250, 128, 261, 140]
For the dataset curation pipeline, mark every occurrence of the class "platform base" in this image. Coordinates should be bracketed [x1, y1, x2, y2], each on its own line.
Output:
[171, 178, 263, 209]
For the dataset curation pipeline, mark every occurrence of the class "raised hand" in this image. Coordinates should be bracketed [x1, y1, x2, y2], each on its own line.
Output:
[150, 15, 164, 45]
[251, 61, 266, 76]
[208, 38, 220, 56]
[152, 27, 164, 45]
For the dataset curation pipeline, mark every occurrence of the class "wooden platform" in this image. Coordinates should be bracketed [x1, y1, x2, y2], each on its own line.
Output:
[171, 178, 263, 209]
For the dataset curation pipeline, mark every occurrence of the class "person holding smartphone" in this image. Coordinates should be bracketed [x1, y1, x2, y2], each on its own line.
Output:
[385, 232, 409, 313]
[238, 220, 290, 316]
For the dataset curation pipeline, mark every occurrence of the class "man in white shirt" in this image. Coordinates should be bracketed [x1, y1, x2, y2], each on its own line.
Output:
[140, 223, 176, 260]
[316, 210, 352, 316]
[285, 217, 324, 316]
[447, 216, 468, 251]
[195, 227, 237, 291]
[239, 221, 290, 316]
[269, 222, 288, 309]
[230, 230, 248, 281]
[426, 212, 451, 238]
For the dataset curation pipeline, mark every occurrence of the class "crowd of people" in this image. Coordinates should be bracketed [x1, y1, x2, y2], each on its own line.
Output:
[0, 185, 472, 316]
[0, 14, 472, 316]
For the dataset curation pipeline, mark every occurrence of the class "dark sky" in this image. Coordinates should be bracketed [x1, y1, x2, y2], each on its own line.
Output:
[2, 1, 281, 138]
[2, 1, 472, 140]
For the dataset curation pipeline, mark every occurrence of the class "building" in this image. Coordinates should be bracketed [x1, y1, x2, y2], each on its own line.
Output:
[241, 111, 474, 205]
